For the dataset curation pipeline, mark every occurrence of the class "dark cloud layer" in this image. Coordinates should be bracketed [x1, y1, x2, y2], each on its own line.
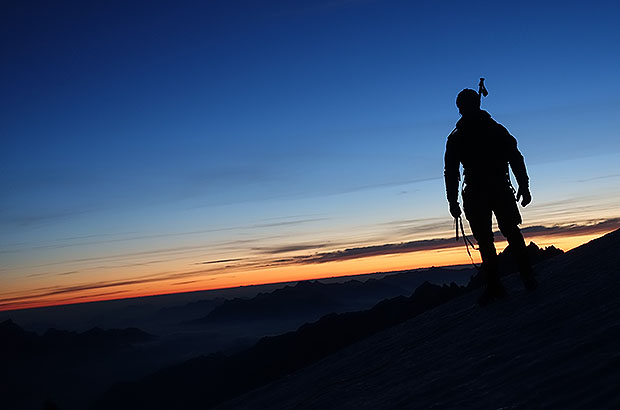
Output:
[520, 218, 620, 237]
[266, 218, 620, 266]
[197, 258, 244, 265]
[284, 238, 459, 265]
[251, 243, 330, 255]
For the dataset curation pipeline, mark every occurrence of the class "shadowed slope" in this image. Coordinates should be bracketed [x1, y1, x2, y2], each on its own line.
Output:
[214, 228, 620, 410]
[91, 242, 564, 410]
[92, 283, 467, 410]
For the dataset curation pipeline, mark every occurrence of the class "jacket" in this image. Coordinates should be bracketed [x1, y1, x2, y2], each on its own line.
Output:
[444, 110, 529, 204]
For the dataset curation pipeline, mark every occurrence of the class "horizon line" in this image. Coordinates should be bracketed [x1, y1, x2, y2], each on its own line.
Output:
[2, 222, 618, 313]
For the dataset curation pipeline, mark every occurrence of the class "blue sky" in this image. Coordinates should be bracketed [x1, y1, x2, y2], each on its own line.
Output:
[2, 0, 620, 309]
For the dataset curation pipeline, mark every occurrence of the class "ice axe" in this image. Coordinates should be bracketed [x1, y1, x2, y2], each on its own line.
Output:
[478, 78, 488, 99]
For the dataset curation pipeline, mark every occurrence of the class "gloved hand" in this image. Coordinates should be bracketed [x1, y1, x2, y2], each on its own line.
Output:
[517, 186, 532, 207]
[449, 201, 462, 219]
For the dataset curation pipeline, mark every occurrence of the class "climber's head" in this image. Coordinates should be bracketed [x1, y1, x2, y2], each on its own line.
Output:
[456, 88, 481, 116]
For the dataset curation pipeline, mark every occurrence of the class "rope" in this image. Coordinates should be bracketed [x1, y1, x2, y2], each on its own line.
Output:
[456, 216, 480, 270]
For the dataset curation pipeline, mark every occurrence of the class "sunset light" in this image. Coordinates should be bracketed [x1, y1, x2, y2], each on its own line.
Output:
[2, 1, 619, 313]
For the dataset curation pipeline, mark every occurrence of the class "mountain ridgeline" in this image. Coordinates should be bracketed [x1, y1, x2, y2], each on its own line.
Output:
[191, 241, 562, 326]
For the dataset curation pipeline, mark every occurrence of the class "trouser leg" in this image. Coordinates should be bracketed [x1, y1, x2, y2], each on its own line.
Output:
[469, 224, 507, 304]
[464, 189, 509, 304]
[498, 221, 537, 290]
[502, 226, 532, 275]
[477, 240, 501, 286]
[464, 199, 501, 287]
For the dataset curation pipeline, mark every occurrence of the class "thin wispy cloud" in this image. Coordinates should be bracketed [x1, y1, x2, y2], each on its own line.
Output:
[58, 271, 80, 276]
[197, 258, 244, 265]
[251, 243, 330, 255]
[26, 270, 78, 278]
[0, 208, 93, 228]
[1, 217, 328, 254]
[253, 217, 329, 229]
[59, 290, 130, 302]
[576, 173, 620, 183]
[327, 176, 440, 197]
[171, 280, 202, 286]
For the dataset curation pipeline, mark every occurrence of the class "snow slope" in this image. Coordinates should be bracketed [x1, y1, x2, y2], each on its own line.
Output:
[214, 228, 620, 410]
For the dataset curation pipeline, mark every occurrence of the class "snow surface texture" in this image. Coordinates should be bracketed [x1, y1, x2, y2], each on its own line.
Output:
[214, 229, 620, 410]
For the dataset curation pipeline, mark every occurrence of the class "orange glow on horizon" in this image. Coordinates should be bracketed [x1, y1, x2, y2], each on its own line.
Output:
[0, 229, 615, 313]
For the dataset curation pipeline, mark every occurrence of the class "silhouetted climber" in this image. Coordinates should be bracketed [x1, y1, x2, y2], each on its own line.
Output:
[444, 80, 538, 306]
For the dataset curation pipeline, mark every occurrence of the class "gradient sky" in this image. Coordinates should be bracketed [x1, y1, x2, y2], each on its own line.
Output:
[2, 0, 620, 311]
